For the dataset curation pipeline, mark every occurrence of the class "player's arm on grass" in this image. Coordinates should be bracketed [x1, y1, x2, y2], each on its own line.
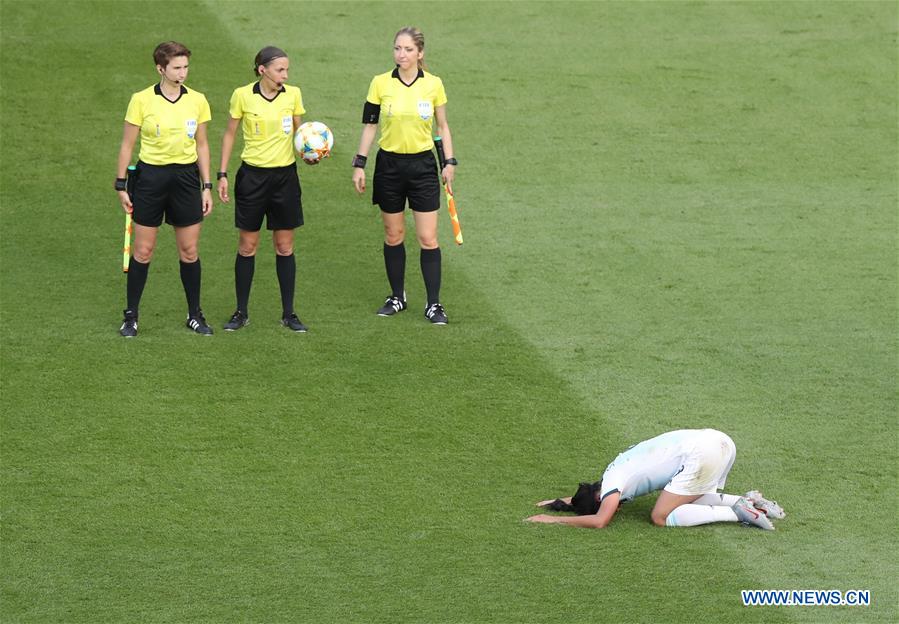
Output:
[352, 123, 378, 193]
[195, 122, 213, 215]
[527, 492, 620, 529]
[217, 117, 240, 203]
[116, 122, 139, 213]
[434, 105, 455, 189]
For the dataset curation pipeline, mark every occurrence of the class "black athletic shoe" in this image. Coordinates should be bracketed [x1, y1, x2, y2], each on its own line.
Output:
[282, 313, 308, 333]
[377, 295, 407, 316]
[120, 309, 138, 337]
[424, 302, 448, 325]
[224, 310, 249, 331]
[186, 310, 214, 335]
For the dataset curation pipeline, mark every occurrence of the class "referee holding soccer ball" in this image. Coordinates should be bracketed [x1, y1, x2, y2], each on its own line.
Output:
[352, 27, 457, 325]
[115, 41, 214, 337]
[217, 46, 309, 333]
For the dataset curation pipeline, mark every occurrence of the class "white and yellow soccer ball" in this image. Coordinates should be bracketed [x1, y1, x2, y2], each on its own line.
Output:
[294, 121, 333, 165]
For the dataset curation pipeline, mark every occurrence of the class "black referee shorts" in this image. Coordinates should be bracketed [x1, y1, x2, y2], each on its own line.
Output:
[234, 162, 303, 231]
[131, 161, 203, 228]
[372, 149, 440, 213]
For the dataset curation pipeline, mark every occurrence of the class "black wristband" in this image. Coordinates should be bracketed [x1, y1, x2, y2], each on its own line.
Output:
[216, 171, 228, 180]
[444, 158, 458, 166]
[202, 182, 213, 190]
[114, 178, 127, 191]
[352, 154, 368, 169]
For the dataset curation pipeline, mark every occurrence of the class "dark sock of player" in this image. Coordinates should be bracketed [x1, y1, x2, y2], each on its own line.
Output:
[276, 253, 296, 316]
[235, 253, 255, 314]
[179, 259, 202, 317]
[420, 247, 442, 305]
[126, 258, 150, 313]
[383, 242, 406, 299]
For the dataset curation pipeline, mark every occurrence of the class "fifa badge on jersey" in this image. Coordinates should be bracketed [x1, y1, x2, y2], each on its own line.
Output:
[418, 101, 432, 120]
[185, 119, 197, 139]
[282, 116, 292, 135]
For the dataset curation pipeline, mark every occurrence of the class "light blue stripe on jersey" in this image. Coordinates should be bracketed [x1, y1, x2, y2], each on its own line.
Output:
[600, 430, 696, 502]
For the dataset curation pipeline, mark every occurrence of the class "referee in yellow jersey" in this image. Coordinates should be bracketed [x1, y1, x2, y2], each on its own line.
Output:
[352, 27, 457, 325]
[217, 46, 309, 332]
[115, 41, 214, 337]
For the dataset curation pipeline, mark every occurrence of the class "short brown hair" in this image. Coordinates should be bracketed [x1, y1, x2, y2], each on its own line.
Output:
[153, 41, 191, 68]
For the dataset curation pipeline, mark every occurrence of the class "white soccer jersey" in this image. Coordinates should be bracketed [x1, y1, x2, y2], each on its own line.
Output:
[599, 429, 734, 502]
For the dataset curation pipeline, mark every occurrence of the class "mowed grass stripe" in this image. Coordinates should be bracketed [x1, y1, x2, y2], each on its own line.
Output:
[422, 2, 897, 620]
[457, 3, 898, 620]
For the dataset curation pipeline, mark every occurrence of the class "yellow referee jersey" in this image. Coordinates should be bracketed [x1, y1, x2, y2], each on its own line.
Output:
[125, 84, 211, 166]
[229, 82, 305, 167]
[366, 68, 447, 154]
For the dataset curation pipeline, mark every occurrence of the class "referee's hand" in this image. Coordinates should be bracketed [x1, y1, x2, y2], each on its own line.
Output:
[202, 189, 213, 216]
[352, 168, 366, 194]
[117, 190, 133, 214]
[218, 178, 230, 203]
[442, 164, 455, 189]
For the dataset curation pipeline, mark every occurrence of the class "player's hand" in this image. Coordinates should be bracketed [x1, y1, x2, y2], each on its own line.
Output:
[218, 178, 230, 203]
[352, 168, 366, 194]
[118, 190, 133, 214]
[442, 164, 455, 189]
[525, 514, 558, 524]
[202, 188, 213, 216]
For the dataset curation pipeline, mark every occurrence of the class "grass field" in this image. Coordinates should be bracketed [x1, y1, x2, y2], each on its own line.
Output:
[1, 1, 897, 622]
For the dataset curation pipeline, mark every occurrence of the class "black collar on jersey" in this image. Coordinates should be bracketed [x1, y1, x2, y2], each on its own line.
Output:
[155, 83, 187, 104]
[392, 66, 424, 87]
[254, 81, 286, 102]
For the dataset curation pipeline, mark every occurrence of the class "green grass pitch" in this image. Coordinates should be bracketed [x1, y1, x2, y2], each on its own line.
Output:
[1, 1, 896, 622]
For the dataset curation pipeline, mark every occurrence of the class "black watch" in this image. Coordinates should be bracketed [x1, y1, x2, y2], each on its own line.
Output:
[216, 171, 228, 180]
[114, 178, 127, 191]
[444, 158, 458, 166]
[202, 182, 213, 190]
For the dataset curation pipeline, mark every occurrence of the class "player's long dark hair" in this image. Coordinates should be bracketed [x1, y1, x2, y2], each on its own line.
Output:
[541, 481, 601, 516]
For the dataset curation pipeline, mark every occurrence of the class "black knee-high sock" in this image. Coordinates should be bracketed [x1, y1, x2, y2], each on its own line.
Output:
[179, 259, 202, 316]
[276, 253, 296, 316]
[235, 253, 255, 314]
[420, 247, 442, 305]
[384, 242, 406, 299]
[126, 258, 150, 312]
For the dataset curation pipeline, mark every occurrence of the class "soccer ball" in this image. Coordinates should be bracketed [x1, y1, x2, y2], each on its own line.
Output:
[295, 121, 333, 164]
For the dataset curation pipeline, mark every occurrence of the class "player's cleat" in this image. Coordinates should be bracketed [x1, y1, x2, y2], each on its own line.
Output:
[732, 497, 775, 530]
[186, 310, 214, 335]
[745, 490, 786, 519]
[281, 313, 308, 333]
[120, 309, 138, 337]
[377, 295, 407, 316]
[424, 302, 448, 325]
[224, 310, 249, 331]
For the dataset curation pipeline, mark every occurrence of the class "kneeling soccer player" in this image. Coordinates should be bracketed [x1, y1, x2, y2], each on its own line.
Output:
[526, 429, 785, 530]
